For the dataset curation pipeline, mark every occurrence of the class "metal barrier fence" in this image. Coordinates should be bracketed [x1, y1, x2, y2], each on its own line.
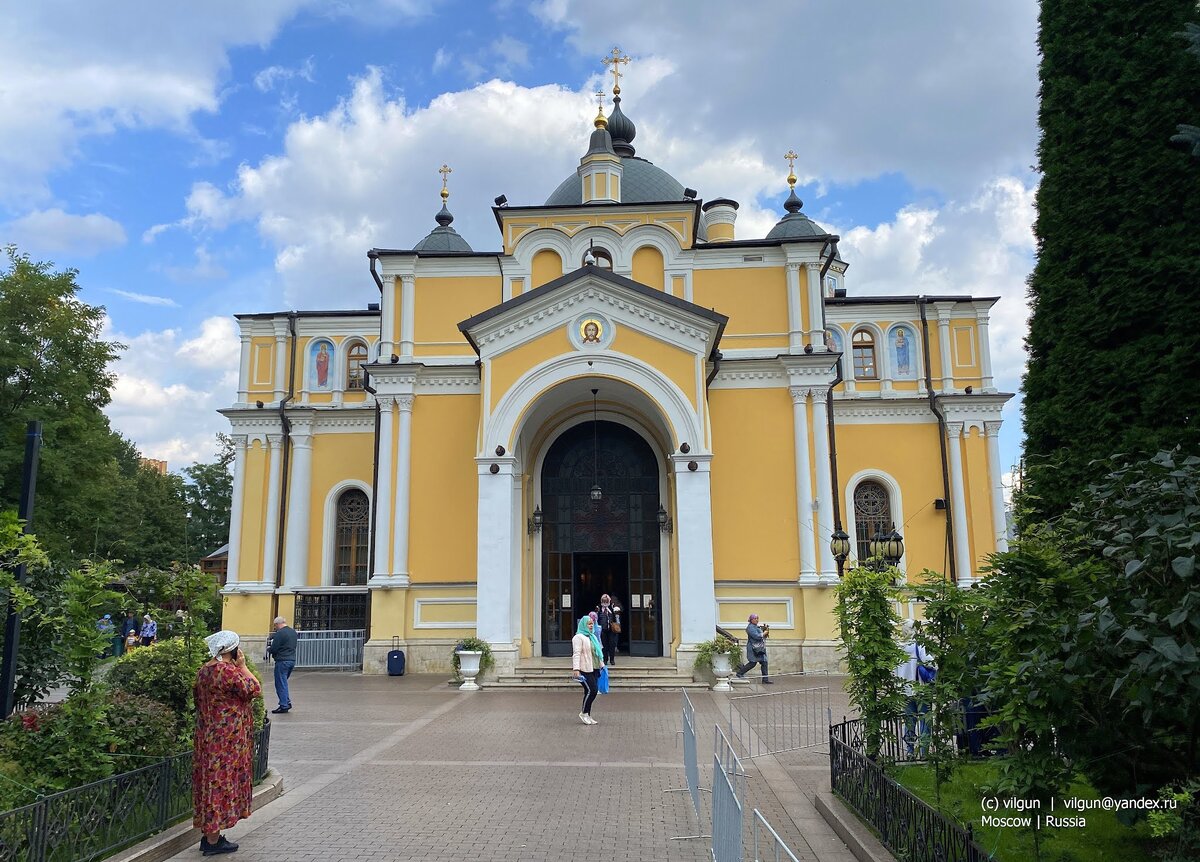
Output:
[830, 719, 988, 862]
[294, 629, 365, 670]
[711, 723, 747, 862]
[750, 809, 801, 862]
[729, 686, 830, 758]
[668, 689, 710, 840]
[0, 721, 270, 862]
[829, 709, 964, 765]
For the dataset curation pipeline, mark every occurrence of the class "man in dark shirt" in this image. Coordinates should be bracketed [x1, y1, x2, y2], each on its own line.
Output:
[267, 616, 298, 714]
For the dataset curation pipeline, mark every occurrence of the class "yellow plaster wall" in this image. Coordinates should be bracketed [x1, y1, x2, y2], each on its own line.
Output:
[631, 246, 665, 291]
[707, 222, 734, 242]
[800, 588, 840, 641]
[489, 331, 572, 411]
[409, 396, 479, 582]
[531, 249, 563, 289]
[221, 593, 273, 636]
[610, 326, 698, 410]
[413, 276, 500, 356]
[708, 388, 797, 580]
[370, 588, 409, 641]
[300, 432, 376, 586]
[249, 338, 275, 395]
[961, 428, 996, 572]
[237, 440, 270, 582]
[836, 422, 949, 576]
[693, 267, 788, 337]
[503, 211, 695, 255]
[275, 593, 296, 629]
[716, 584, 801, 636]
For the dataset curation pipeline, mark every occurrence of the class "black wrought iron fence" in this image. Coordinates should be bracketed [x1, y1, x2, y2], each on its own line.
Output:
[0, 721, 270, 862]
[829, 718, 988, 862]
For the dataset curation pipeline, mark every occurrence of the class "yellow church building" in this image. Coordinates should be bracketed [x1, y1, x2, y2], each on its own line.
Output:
[218, 72, 1011, 679]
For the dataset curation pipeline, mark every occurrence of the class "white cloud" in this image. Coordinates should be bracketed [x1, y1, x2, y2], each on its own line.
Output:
[254, 57, 315, 92]
[432, 48, 452, 73]
[491, 36, 530, 72]
[109, 289, 179, 307]
[2, 208, 127, 256]
[103, 315, 240, 466]
[160, 246, 229, 283]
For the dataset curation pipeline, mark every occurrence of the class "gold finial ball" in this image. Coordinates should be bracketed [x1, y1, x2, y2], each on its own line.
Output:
[441, 186, 450, 200]
[787, 171, 797, 189]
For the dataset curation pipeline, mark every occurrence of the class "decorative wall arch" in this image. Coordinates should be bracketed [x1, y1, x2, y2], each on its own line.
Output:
[339, 337, 370, 391]
[884, 322, 921, 382]
[320, 479, 372, 586]
[487, 352, 703, 457]
[305, 337, 337, 394]
[849, 322, 885, 381]
[843, 468, 908, 577]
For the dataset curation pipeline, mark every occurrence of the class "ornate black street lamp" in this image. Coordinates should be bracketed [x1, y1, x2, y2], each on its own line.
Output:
[830, 528, 851, 578]
[657, 504, 673, 534]
[527, 505, 543, 534]
[868, 524, 904, 571]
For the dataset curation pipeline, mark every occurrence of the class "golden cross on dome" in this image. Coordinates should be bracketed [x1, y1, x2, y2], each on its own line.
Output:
[784, 149, 799, 188]
[438, 163, 452, 200]
[602, 46, 630, 94]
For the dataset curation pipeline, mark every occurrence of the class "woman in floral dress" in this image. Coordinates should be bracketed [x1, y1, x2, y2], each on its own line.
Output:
[193, 630, 261, 856]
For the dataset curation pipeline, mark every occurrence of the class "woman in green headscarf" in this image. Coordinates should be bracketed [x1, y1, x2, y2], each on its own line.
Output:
[571, 615, 605, 725]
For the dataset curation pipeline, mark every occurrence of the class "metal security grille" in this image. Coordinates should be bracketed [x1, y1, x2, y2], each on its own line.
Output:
[853, 480, 891, 563]
[334, 489, 370, 585]
[295, 592, 368, 631]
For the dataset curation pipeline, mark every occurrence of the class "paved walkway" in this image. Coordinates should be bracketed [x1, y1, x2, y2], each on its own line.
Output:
[171, 671, 857, 862]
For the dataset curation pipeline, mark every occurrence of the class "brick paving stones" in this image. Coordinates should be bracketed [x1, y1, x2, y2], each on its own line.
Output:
[167, 671, 858, 862]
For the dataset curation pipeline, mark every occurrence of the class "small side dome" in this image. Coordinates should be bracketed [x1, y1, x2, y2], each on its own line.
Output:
[414, 203, 473, 252]
[766, 188, 827, 240]
[607, 95, 636, 157]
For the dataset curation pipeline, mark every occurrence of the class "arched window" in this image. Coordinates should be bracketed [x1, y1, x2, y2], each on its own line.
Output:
[334, 489, 370, 586]
[346, 341, 368, 390]
[583, 246, 613, 270]
[852, 329, 877, 379]
[853, 480, 892, 563]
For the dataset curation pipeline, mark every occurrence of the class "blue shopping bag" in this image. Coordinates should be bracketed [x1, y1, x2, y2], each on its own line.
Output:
[597, 665, 610, 694]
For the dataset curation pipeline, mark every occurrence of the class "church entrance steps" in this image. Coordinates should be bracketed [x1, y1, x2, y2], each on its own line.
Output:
[491, 657, 708, 690]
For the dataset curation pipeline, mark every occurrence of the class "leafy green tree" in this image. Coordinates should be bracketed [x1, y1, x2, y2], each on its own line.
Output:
[183, 434, 234, 561]
[1022, 1, 1200, 524]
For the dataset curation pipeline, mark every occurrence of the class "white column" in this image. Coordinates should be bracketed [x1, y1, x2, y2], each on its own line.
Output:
[390, 394, 414, 584]
[372, 397, 394, 579]
[379, 279, 395, 359]
[261, 433, 284, 584]
[985, 421, 1009, 553]
[811, 390, 837, 580]
[977, 310, 995, 392]
[476, 459, 516, 646]
[937, 306, 953, 394]
[273, 321, 288, 403]
[790, 387, 818, 584]
[237, 335, 251, 404]
[673, 455, 717, 646]
[224, 435, 248, 586]
[399, 275, 415, 357]
[785, 263, 803, 352]
[946, 422, 974, 586]
[805, 263, 824, 347]
[282, 425, 313, 589]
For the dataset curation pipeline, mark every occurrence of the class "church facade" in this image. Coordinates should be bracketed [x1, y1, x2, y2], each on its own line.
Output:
[219, 80, 1011, 676]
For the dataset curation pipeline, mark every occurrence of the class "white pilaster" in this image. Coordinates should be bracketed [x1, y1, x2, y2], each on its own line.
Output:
[282, 423, 313, 589]
[985, 421, 1009, 553]
[371, 396, 395, 579]
[237, 335, 251, 404]
[673, 455, 717, 646]
[379, 276, 395, 358]
[390, 394, 414, 585]
[977, 309, 995, 392]
[790, 387, 818, 584]
[225, 435, 248, 586]
[786, 263, 803, 352]
[811, 390, 837, 580]
[805, 263, 824, 347]
[399, 275, 415, 358]
[476, 459, 517, 646]
[261, 434, 284, 584]
[937, 305, 954, 394]
[946, 422, 974, 585]
[272, 320, 288, 403]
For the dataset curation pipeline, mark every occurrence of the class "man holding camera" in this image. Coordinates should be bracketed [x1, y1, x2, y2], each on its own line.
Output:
[735, 613, 773, 684]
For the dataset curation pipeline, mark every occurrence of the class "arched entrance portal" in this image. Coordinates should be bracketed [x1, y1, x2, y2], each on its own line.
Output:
[540, 420, 663, 657]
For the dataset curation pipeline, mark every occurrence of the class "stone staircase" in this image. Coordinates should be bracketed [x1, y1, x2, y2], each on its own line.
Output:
[490, 657, 709, 690]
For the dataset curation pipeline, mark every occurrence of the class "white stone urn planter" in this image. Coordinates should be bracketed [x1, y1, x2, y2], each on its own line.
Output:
[456, 651, 483, 691]
[711, 653, 734, 692]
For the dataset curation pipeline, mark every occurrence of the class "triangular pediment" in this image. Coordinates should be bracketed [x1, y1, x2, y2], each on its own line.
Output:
[458, 265, 727, 360]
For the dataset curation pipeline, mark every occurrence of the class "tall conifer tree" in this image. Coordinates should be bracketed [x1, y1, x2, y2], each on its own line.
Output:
[1023, 0, 1200, 521]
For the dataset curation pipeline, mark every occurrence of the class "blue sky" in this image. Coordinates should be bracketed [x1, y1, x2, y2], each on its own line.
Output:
[0, 1, 1040, 486]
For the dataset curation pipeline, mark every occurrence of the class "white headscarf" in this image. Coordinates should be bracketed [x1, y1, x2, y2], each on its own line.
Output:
[204, 630, 240, 658]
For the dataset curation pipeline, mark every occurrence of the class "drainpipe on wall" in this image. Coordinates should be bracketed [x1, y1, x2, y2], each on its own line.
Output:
[272, 311, 298, 622]
[818, 240, 845, 537]
[918, 298, 957, 584]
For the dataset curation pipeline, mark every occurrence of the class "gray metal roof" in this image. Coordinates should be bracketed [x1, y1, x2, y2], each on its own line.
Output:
[413, 225, 473, 252]
[545, 157, 685, 206]
[766, 212, 828, 239]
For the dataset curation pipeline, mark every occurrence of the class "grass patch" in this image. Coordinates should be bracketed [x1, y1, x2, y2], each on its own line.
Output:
[892, 760, 1157, 862]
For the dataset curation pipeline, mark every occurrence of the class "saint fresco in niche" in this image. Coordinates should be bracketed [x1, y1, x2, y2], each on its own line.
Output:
[309, 339, 335, 390]
[824, 327, 844, 354]
[579, 318, 603, 344]
[889, 325, 917, 379]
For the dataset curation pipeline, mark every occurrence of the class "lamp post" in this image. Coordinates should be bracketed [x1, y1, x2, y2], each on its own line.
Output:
[830, 528, 850, 579]
[868, 525, 904, 572]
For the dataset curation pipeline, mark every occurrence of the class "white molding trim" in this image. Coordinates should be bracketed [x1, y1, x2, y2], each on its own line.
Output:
[487, 351, 703, 455]
[413, 257, 507, 278]
[844, 468, 908, 578]
[717, 596, 795, 630]
[320, 479, 372, 587]
[833, 400, 938, 424]
[412, 597, 477, 629]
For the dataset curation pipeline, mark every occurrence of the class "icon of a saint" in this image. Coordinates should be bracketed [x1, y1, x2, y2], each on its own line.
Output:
[894, 329, 911, 376]
[581, 319, 602, 344]
[315, 343, 330, 387]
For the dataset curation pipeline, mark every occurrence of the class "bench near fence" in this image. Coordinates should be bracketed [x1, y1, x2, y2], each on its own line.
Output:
[0, 722, 271, 862]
